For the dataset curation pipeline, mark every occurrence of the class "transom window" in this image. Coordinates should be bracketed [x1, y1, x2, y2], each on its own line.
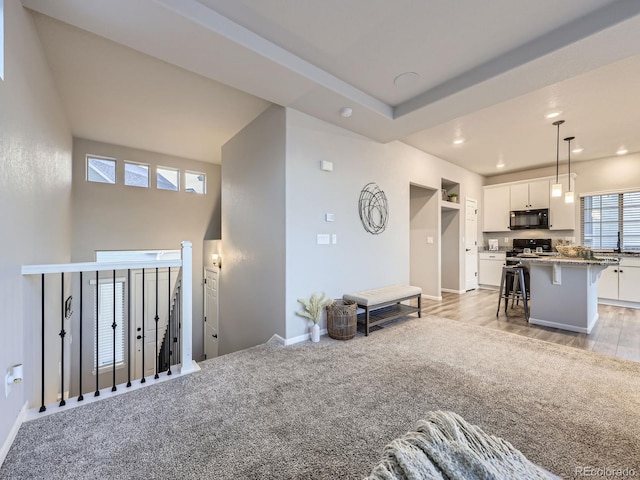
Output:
[581, 191, 640, 252]
[185, 171, 206, 194]
[124, 161, 149, 188]
[87, 156, 116, 184]
[157, 166, 179, 191]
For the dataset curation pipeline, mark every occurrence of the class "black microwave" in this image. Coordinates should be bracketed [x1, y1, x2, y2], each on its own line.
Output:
[510, 209, 549, 230]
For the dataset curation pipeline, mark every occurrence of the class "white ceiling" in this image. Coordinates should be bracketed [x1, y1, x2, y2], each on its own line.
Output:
[21, 0, 640, 174]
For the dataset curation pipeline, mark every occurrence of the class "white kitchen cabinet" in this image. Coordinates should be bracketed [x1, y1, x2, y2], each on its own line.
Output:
[479, 252, 506, 287]
[483, 186, 510, 232]
[510, 179, 549, 210]
[549, 175, 576, 230]
[598, 258, 640, 304]
[618, 259, 640, 302]
[597, 265, 619, 299]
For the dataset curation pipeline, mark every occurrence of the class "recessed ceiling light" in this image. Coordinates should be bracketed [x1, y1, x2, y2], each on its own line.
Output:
[616, 147, 628, 155]
[339, 107, 353, 118]
[453, 138, 465, 145]
[545, 111, 562, 119]
[572, 147, 583, 154]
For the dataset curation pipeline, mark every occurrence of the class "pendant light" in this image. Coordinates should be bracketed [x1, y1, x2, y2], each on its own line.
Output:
[551, 120, 564, 197]
[564, 136, 575, 203]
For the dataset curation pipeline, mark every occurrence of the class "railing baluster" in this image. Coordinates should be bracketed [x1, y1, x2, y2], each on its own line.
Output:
[111, 270, 117, 392]
[59, 273, 66, 407]
[167, 268, 172, 376]
[95, 270, 100, 397]
[154, 267, 159, 379]
[78, 272, 84, 402]
[141, 268, 146, 384]
[126, 269, 132, 388]
[40, 274, 46, 413]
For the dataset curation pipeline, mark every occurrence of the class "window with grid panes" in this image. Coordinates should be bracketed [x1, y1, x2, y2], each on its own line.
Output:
[581, 191, 640, 251]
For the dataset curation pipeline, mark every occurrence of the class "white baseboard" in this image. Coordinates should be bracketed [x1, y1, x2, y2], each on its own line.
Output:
[422, 294, 442, 301]
[441, 288, 466, 294]
[270, 329, 329, 346]
[0, 401, 28, 468]
[528, 315, 598, 334]
[598, 298, 640, 309]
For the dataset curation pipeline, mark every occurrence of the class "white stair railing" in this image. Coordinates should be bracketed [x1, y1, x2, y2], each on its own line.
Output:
[20, 241, 195, 414]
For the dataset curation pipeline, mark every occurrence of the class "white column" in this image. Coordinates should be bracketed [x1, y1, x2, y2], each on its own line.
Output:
[180, 241, 196, 373]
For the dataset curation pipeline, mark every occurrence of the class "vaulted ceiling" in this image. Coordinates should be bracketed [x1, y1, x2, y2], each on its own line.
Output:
[22, 0, 640, 175]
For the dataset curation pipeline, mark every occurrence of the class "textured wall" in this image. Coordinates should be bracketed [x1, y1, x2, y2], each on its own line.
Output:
[0, 2, 72, 454]
[285, 109, 484, 339]
[71, 138, 221, 361]
[220, 105, 287, 354]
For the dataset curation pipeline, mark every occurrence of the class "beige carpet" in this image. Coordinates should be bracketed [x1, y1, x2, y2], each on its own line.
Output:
[1, 315, 639, 479]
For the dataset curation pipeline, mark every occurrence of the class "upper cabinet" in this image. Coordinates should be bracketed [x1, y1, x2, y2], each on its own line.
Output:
[482, 175, 575, 232]
[510, 179, 549, 210]
[549, 174, 576, 230]
[483, 185, 511, 232]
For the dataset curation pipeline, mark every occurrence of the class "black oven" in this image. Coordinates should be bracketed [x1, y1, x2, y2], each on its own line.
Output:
[509, 209, 549, 230]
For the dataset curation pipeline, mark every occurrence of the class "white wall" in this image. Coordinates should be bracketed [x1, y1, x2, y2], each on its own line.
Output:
[220, 105, 287, 354]
[285, 109, 484, 338]
[0, 2, 72, 456]
[410, 186, 440, 298]
[71, 138, 221, 361]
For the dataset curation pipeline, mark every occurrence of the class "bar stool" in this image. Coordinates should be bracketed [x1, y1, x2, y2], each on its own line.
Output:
[496, 265, 529, 320]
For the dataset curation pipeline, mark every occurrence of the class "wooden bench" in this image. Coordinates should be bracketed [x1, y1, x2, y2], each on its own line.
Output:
[343, 285, 422, 336]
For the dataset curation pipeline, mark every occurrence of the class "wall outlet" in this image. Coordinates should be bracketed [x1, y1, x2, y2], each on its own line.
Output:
[504, 237, 509, 243]
[427, 236, 434, 244]
[331, 234, 337, 244]
[325, 213, 334, 222]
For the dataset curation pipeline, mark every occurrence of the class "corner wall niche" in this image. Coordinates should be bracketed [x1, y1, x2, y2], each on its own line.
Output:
[441, 178, 461, 209]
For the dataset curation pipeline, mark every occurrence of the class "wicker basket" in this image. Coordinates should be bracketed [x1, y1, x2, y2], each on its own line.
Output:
[326, 300, 357, 340]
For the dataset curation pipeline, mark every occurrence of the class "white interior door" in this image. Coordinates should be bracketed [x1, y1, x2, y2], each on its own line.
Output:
[132, 270, 172, 379]
[465, 198, 479, 291]
[204, 267, 219, 359]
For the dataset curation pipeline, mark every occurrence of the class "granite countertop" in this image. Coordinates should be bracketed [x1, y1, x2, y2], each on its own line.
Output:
[518, 256, 620, 266]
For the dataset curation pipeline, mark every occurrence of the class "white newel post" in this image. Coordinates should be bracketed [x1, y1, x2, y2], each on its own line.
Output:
[180, 241, 196, 373]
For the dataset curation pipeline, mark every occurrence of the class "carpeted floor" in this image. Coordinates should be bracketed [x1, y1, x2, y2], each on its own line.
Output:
[1, 315, 639, 479]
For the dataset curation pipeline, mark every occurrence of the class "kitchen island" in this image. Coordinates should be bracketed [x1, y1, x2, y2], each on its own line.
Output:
[519, 256, 620, 334]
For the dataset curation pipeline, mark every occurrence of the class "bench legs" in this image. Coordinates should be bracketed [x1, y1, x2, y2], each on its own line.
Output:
[363, 295, 422, 336]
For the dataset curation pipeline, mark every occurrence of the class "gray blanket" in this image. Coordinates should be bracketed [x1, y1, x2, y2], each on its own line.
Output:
[365, 411, 555, 480]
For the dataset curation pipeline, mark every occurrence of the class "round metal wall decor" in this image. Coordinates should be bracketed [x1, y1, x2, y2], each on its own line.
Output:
[358, 182, 389, 235]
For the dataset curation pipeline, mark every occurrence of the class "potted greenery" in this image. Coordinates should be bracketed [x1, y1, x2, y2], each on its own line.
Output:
[296, 292, 334, 342]
[447, 193, 458, 203]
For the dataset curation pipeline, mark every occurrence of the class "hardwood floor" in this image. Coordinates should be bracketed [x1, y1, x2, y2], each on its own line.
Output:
[421, 289, 640, 363]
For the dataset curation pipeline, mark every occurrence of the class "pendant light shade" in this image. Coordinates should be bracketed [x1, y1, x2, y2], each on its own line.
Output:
[551, 120, 564, 197]
[564, 136, 575, 203]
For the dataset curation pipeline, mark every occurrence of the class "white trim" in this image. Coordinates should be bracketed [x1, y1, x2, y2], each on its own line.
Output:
[0, 402, 28, 468]
[268, 334, 285, 346]
[441, 288, 466, 294]
[22, 259, 181, 275]
[528, 314, 598, 334]
[598, 298, 640, 309]
[277, 328, 329, 346]
[422, 294, 442, 301]
[24, 362, 200, 422]
[484, 172, 576, 189]
[580, 186, 640, 197]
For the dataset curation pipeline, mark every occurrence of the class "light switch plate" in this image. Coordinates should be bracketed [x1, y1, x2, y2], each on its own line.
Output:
[427, 236, 434, 244]
[332, 234, 337, 244]
[317, 234, 330, 245]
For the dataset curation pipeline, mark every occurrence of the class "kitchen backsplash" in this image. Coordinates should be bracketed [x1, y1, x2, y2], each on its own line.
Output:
[483, 231, 576, 249]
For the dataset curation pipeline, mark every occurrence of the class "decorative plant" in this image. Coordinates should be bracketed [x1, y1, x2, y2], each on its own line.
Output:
[296, 292, 334, 325]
